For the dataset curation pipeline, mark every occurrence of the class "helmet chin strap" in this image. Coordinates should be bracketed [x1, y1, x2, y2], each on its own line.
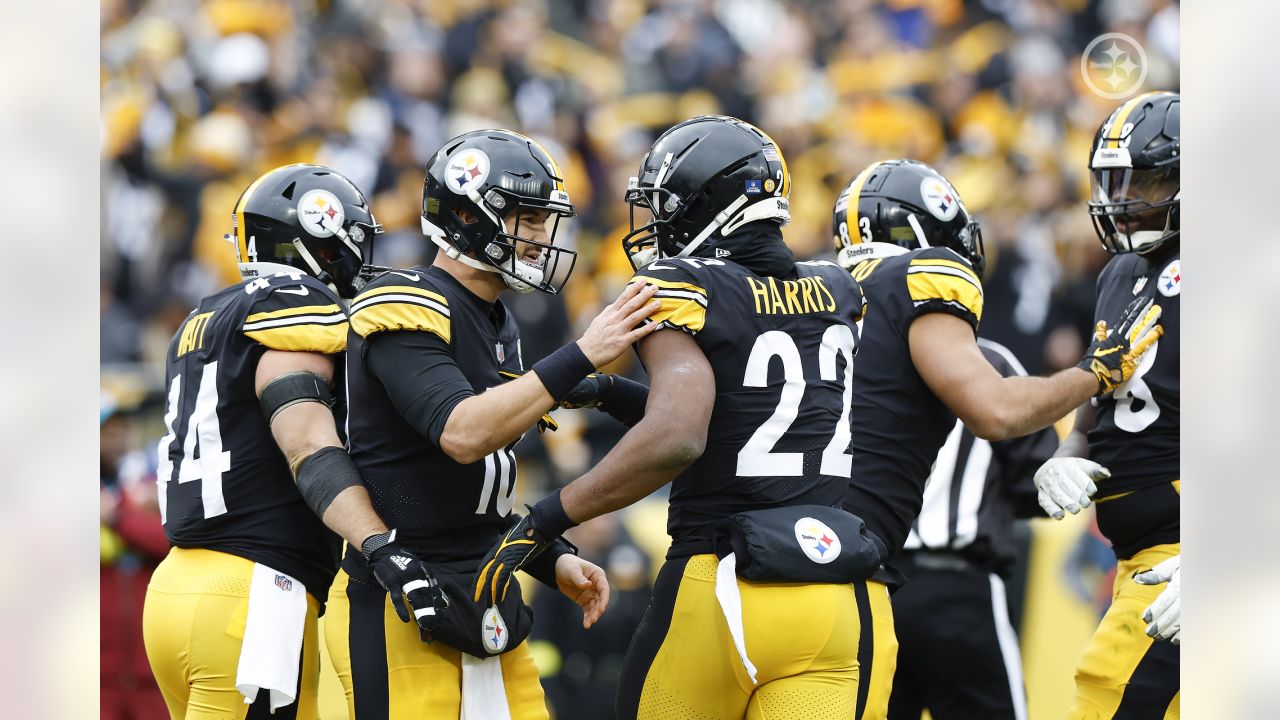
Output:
[425, 231, 541, 294]
[906, 213, 931, 248]
[291, 238, 343, 297]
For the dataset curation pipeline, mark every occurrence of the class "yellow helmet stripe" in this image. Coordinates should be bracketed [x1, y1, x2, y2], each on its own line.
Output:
[844, 161, 882, 245]
[1104, 91, 1162, 147]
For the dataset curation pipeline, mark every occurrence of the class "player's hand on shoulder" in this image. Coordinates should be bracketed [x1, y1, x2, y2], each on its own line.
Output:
[1078, 296, 1163, 395]
[362, 530, 450, 633]
[575, 281, 663, 367]
[1033, 457, 1109, 520]
[1135, 554, 1181, 644]
[554, 554, 611, 629]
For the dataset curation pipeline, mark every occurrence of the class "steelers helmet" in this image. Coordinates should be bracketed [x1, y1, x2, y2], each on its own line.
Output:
[231, 164, 380, 298]
[832, 159, 985, 278]
[621, 115, 792, 269]
[421, 130, 577, 295]
[1088, 91, 1179, 255]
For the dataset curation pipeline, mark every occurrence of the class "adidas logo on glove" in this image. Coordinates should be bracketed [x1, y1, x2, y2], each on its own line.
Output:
[390, 555, 412, 570]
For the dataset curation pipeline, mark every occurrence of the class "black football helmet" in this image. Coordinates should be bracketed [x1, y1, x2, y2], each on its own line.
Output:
[831, 159, 985, 278]
[230, 164, 380, 299]
[421, 129, 577, 294]
[621, 115, 792, 269]
[1088, 91, 1179, 255]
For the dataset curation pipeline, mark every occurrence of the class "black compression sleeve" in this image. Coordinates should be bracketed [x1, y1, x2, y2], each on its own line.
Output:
[601, 375, 648, 427]
[366, 331, 475, 447]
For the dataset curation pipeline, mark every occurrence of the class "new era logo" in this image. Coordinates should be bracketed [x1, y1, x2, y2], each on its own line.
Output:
[391, 555, 412, 570]
[715, 248, 731, 258]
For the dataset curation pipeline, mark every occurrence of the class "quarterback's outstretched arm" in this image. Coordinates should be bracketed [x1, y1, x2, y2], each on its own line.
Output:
[435, 281, 661, 464]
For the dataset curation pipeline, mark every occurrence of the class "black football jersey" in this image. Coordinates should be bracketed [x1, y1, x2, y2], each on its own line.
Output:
[630, 257, 866, 557]
[157, 271, 349, 602]
[343, 266, 525, 568]
[841, 245, 987, 558]
[1087, 250, 1180, 491]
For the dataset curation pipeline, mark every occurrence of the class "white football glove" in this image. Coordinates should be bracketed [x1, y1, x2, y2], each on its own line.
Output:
[1134, 554, 1180, 644]
[1033, 457, 1110, 520]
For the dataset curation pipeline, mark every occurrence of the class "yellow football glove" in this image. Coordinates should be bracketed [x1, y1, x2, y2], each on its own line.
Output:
[1078, 297, 1163, 395]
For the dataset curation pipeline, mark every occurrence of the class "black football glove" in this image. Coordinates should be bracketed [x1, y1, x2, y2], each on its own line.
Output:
[474, 491, 578, 607]
[362, 530, 449, 633]
[560, 373, 612, 410]
[1077, 296, 1163, 395]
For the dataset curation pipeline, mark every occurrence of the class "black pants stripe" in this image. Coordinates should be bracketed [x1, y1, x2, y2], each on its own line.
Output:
[854, 580, 874, 719]
[1112, 638, 1179, 719]
[348, 574, 391, 719]
[615, 556, 688, 720]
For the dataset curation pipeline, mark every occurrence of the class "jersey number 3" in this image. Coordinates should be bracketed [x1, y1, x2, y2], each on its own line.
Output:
[737, 325, 856, 478]
[156, 362, 231, 523]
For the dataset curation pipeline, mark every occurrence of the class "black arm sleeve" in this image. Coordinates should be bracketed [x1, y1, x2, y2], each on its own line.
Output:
[601, 375, 649, 427]
[366, 331, 475, 447]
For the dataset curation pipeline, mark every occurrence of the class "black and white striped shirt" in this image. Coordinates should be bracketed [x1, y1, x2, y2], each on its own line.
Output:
[902, 339, 1058, 567]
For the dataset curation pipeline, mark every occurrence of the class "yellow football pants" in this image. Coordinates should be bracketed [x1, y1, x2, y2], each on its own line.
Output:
[324, 568, 549, 719]
[1069, 542, 1181, 720]
[616, 554, 897, 720]
[143, 547, 320, 720]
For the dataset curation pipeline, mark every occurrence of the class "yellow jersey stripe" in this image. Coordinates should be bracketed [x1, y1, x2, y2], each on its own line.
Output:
[648, 296, 707, 333]
[245, 322, 348, 354]
[245, 303, 343, 325]
[354, 284, 449, 307]
[632, 275, 708, 297]
[843, 162, 881, 245]
[906, 273, 984, 323]
[351, 301, 451, 343]
[908, 257, 982, 286]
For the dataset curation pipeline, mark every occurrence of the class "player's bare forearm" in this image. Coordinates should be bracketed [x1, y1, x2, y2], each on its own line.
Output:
[320, 485, 390, 549]
[560, 329, 714, 524]
[911, 314, 1096, 441]
[439, 373, 556, 464]
[1053, 401, 1096, 458]
[985, 369, 1098, 440]
[560, 415, 702, 523]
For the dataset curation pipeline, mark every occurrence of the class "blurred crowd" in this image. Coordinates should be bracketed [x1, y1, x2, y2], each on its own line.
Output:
[100, 0, 1178, 716]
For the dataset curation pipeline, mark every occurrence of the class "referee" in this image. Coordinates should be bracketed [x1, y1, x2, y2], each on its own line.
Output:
[886, 338, 1058, 720]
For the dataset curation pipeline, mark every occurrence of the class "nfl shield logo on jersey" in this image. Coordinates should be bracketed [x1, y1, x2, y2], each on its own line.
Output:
[482, 605, 509, 654]
[274, 574, 293, 591]
[495, 343, 505, 363]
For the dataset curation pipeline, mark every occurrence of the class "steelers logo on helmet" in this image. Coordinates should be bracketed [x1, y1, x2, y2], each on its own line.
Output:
[919, 175, 961, 222]
[297, 188, 347, 238]
[794, 517, 842, 565]
[481, 605, 509, 654]
[445, 148, 491, 195]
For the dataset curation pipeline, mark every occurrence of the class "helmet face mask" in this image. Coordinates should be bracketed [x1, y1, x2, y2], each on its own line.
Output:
[422, 131, 578, 295]
[232, 164, 380, 298]
[1088, 91, 1180, 256]
[621, 115, 792, 270]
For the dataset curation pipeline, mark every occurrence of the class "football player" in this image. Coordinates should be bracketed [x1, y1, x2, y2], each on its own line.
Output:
[1035, 91, 1181, 718]
[829, 158, 1164, 717]
[476, 116, 888, 719]
[322, 129, 655, 719]
[143, 165, 447, 720]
